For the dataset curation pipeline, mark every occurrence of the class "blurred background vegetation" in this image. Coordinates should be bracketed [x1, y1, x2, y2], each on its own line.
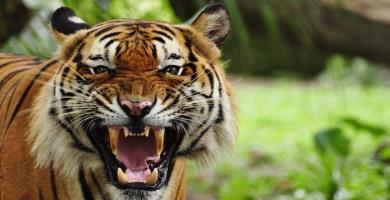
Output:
[1, 0, 390, 199]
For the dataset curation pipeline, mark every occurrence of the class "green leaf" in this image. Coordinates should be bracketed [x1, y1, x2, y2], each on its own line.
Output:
[314, 127, 350, 157]
[375, 142, 390, 164]
[341, 117, 387, 137]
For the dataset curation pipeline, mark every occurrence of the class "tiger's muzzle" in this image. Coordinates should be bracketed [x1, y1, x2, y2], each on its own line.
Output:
[87, 97, 183, 191]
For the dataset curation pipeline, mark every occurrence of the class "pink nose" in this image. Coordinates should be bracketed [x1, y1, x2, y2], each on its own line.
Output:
[121, 100, 152, 116]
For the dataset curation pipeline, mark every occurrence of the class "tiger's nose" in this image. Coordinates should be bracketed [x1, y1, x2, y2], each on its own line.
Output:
[121, 100, 152, 117]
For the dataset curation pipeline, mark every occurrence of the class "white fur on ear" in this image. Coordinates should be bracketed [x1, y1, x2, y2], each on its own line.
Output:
[68, 16, 87, 24]
[189, 3, 231, 45]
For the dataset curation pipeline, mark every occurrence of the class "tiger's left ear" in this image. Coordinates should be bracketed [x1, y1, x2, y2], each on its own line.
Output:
[188, 3, 231, 45]
[50, 7, 90, 42]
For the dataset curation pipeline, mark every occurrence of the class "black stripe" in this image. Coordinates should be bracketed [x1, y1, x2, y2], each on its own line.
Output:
[216, 103, 224, 123]
[59, 66, 74, 96]
[99, 32, 121, 42]
[90, 170, 108, 200]
[212, 67, 224, 123]
[88, 55, 104, 61]
[79, 166, 94, 200]
[95, 95, 116, 113]
[162, 89, 174, 104]
[72, 43, 89, 70]
[184, 37, 198, 62]
[156, 24, 176, 36]
[128, 30, 136, 37]
[153, 30, 172, 40]
[104, 39, 118, 48]
[50, 161, 59, 200]
[152, 37, 165, 44]
[115, 44, 123, 58]
[155, 93, 181, 115]
[94, 26, 115, 37]
[0, 58, 33, 68]
[151, 44, 157, 59]
[204, 69, 216, 116]
[205, 68, 214, 98]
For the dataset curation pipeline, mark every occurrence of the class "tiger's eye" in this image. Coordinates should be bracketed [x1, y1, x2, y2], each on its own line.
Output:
[93, 65, 110, 74]
[163, 65, 181, 75]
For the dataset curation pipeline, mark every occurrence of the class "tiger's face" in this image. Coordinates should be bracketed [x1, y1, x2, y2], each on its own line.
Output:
[37, 4, 235, 192]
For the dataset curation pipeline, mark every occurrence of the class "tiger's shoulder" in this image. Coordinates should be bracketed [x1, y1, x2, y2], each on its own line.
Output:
[0, 53, 69, 199]
[0, 53, 60, 132]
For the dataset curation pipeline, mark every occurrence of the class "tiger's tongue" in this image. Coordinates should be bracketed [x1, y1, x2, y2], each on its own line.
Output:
[117, 131, 159, 172]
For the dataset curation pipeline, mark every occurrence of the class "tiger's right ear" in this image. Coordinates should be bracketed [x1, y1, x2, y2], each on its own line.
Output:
[51, 7, 90, 42]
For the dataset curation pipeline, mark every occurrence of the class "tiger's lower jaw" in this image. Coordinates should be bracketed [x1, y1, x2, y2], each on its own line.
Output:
[88, 125, 183, 191]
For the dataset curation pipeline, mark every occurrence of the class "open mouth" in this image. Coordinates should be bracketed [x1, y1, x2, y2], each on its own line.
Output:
[89, 124, 182, 190]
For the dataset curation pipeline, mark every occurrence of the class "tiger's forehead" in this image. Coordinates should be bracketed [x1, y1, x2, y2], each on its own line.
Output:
[82, 21, 187, 70]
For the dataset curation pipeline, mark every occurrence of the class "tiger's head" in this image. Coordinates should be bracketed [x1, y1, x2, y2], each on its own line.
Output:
[30, 3, 235, 194]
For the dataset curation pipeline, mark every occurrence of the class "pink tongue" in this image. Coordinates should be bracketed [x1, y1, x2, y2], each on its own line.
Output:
[117, 131, 158, 172]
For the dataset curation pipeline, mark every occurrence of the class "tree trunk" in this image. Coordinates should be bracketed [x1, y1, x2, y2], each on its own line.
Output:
[0, 0, 33, 46]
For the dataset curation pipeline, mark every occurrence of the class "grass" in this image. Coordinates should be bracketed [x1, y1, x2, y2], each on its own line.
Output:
[187, 77, 390, 200]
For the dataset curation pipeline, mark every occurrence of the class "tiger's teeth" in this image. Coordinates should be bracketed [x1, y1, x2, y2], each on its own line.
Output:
[144, 127, 150, 137]
[109, 128, 120, 156]
[146, 168, 158, 184]
[154, 128, 165, 156]
[124, 127, 130, 137]
[117, 168, 128, 184]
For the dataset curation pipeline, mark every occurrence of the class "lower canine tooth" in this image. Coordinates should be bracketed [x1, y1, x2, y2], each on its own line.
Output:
[117, 168, 128, 184]
[146, 169, 158, 184]
[155, 128, 165, 156]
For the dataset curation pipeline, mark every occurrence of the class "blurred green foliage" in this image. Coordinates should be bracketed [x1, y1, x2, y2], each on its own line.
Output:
[188, 79, 390, 199]
[319, 54, 390, 87]
[63, 0, 177, 24]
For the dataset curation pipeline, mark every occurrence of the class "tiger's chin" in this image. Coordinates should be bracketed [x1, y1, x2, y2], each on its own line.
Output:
[88, 124, 183, 191]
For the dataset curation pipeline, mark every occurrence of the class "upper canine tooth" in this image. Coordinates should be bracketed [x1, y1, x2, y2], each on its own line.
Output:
[124, 127, 130, 137]
[109, 128, 120, 155]
[154, 128, 165, 156]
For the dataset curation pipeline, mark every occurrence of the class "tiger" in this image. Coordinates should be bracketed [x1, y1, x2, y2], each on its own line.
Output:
[0, 3, 236, 200]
